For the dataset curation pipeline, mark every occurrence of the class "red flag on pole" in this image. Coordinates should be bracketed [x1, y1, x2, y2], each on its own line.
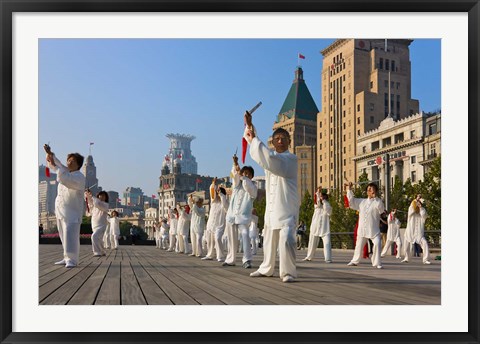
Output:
[298, 53, 305, 59]
[152, 194, 156, 199]
[314, 193, 317, 205]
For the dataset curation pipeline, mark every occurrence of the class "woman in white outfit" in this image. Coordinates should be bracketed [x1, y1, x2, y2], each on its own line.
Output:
[154, 221, 162, 248]
[160, 219, 170, 250]
[188, 195, 206, 257]
[86, 190, 109, 257]
[403, 195, 431, 264]
[304, 189, 333, 263]
[380, 209, 402, 259]
[167, 207, 178, 252]
[177, 204, 191, 254]
[108, 210, 121, 250]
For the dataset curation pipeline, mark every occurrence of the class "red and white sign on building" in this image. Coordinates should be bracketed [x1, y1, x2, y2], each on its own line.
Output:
[376, 156, 383, 165]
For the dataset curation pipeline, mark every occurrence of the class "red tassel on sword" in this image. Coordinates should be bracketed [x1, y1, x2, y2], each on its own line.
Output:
[343, 195, 350, 208]
[45, 167, 50, 178]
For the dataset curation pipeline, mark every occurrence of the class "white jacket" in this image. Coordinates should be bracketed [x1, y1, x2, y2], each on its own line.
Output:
[108, 217, 120, 235]
[405, 205, 427, 244]
[48, 154, 86, 223]
[188, 198, 206, 234]
[347, 190, 385, 239]
[249, 137, 299, 229]
[310, 192, 332, 237]
[226, 166, 257, 225]
[206, 185, 229, 232]
[177, 206, 191, 236]
[89, 197, 109, 229]
[386, 214, 401, 241]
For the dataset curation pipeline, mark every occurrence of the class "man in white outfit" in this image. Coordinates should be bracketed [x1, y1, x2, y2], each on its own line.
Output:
[303, 188, 333, 263]
[176, 204, 191, 254]
[380, 209, 402, 259]
[346, 182, 385, 269]
[85, 190, 110, 257]
[188, 195, 206, 257]
[249, 209, 259, 255]
[224, 160, 258, 268]
[402, 195, 431, 264]
[244, 112, 299, 283]
[46, 149, 86, 268]
[202, 178, 229, 262]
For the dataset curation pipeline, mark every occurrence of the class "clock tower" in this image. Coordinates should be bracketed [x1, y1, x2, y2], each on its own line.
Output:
[82, 155, 101, 196]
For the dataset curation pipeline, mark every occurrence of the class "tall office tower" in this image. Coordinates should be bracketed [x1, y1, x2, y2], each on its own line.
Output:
[317, 39, 419, 191]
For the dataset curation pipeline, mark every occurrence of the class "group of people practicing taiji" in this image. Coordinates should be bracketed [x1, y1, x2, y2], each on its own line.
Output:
[44, 110, 432, 280]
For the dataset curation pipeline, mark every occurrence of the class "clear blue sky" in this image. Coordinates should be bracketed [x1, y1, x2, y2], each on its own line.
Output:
[39, 39, 441, 197]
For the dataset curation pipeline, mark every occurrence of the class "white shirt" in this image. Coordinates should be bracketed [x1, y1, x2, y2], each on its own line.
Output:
[89, 197, 109, 228]
[311, 192, 332, 237]
[206, 187, 228, 232]
[386, 214, 401, 241]
[188, 198, 206, 234]
[48, 154, 86, 223]
[177, 207, 191, 236]
[249, 136, 299, 229]
[347, 190, 385, 239]
[405, 205, 427, 244]
[108, 217, 120, 235]
[226, 166, 258, 225]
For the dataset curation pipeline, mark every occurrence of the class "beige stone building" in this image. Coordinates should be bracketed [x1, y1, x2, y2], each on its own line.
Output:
[317, 39, 419, 190]
[295, 144, 317, 200]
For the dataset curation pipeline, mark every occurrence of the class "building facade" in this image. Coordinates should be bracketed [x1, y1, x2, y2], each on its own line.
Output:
[163, 133, 198, 175]
[82, 155, 101, 196]
[317, 39, 420, 190]
[144, 207, 158, 239]
[295, 144, 317, 200]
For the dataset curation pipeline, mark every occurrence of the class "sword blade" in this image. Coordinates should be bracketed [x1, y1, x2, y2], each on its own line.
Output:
[248, 101, 262, 115]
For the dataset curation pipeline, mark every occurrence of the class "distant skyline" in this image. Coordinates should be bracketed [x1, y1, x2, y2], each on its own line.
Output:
[39, 38, 441, 197]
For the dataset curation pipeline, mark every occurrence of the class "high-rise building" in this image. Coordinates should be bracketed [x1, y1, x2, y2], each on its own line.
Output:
[82, 155, 101, 196]
[317, 39, 420, 191]
[38, 180, 58, 214]
[269, 66, 319, 200]
[123, 187, 144, 207]
[39, 164, 57, 183]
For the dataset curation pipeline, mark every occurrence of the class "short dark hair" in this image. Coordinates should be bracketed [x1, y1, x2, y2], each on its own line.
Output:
[321, 193, 329, 200]
[67, 153, 84, 170]
[240, 166, 255, 178]
[272, 128, 290, 140]
[97, 191, 109, 203]
[218, 187, 226, 195]
[366, 182, 378, 194]
[112, 210, 119, 216]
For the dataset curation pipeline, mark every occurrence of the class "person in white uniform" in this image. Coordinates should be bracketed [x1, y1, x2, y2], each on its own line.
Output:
[224, 158, 258, 269]
[109, 210, 121, 250]
[46, 149, 86, 268]
[86, 190, 110, 257]
[167, 206, 179, 252]
[380, 209, 402, 259]
[188, 195, 206, 257]
[160, 218, 170, 250]
[303, 189, 333, 263]
[103, 221, 111, 250]
[346, 182, 385, 269]
[244, 112, 299, 283]
[249, 208, 259, 255]
[402, 195, 431, 264]
[202, 178, 229, 261]
[177, 204, 191, 254]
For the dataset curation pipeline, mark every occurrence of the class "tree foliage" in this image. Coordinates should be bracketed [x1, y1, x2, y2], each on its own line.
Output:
[253, 197, 266, 232]
[299, 190, 314, 233]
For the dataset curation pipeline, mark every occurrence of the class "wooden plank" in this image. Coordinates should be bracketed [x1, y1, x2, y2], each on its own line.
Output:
[95, 261, 121, 305]
[121, 261, 147, 305]
[130, 262, 173, 305]
[68, 261, 111, 305]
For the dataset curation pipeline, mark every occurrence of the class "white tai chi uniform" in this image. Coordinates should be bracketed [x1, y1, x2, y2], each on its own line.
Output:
[249, 136, 299, 279]
[225, 166, 258, 266]
[305, 193, 332, 262]
[347, 189, 385, 268]
[88, 197, 109, 256]
[381, 213, 402, 258]
[204, 184, 229, 261]
[177, 206, 191, 254]
[167, 210, 178, 252]
[160, 222, 169, 249]
[48, 155, 86, 267]
[188, 198, 206, 257]
[249, 214, 259, 255]
[108, 216, 120, 249]
[404, 203, 430, 263]
[103, 223, 111, 249]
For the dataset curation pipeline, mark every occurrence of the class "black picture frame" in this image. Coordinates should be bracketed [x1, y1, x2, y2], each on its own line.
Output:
[1, 1, 478, 343]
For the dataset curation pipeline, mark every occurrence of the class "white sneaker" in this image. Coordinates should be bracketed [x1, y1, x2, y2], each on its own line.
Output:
[396, 256, 401, 259]
[217, 259, 225, 262]
[423, 261, 431, 265]
[325, 260, 332, 263]
[250, 271, 264, 277]
[302, 258, 311, 261]
[401, 259, 408, 263]
[376, 265, 383, 269]
[201, 256, 213, 260]
[65, 261, 76, 268]
[380, 255, 385, 258]
[347, 262, 357, 266]
[282, 275, 294, 283]
[54, 259, 66, 265]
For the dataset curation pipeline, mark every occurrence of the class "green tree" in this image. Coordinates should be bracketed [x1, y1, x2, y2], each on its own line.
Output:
[253, 197, 266, 232]
[120, 221, 133, 237]
[416, 156, 441, 230]
[299, 190, 314, 233]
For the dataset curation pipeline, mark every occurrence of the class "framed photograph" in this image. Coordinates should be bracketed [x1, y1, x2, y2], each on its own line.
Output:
[1, 0, 478, 343]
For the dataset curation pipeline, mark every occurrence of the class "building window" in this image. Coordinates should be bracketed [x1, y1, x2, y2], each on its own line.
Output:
[343, 135, 346, 142]
[330, 174, 333, 181]
[330, 163, 333, 169]
[320, 166, 322, 172]
[411, 130, 416, 139]
[357, 117, 360, 124]
[370, 116, 374, 124]
[431, 143, 436, 155]
[370, 103, 375, 111]
[429, 123, 437, 135]
[372, 141, 380, 151]
[362, 146, 366, 153]
[357, 130, 360, 136]
[344, 147, 346, 153]
[357, 104, 360, 112]
[344, 159, 346, 166]
[391, 60, 395, 71]
[343, 123, 346, 130]
[411, 171, 417, 182]
[343, 75, 346, 81]
[383, 137, 391, 147]
[396, 82, 400, 89]
[319, 155, 322, 161]
[384, 80, 388, 88]
[386, 59, 390, 70]
[320, 177, 322, 183]
[411, 156, 416, 163]
[379, 58, 383, 69]
[343, 98, 346, 105]
[343, 110, 346, 117]
[319, 143, 322, 149]
[370, 81, 373, 89]
[320, 133, 322, 139]
[330, 139, 333, 145]
[396, 95, 400, 113]
[343, 86, 346, 93]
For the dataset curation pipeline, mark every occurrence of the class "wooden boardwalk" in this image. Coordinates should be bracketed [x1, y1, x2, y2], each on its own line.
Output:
[39, 244, 441, 305]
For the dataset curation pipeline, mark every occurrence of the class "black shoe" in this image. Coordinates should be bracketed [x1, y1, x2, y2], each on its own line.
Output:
[222, 262, 235, 267]
[243, 260, 252, 269]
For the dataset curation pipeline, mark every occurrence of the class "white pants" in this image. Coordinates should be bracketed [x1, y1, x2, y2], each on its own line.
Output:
[191, 230, 203, 257]
[305, 233, 331, 261]
[155, 236, 161, 248]
[160, 235, 168, 249]
[110, 234, 119, 249]
[250, 232, 258, 255]
[91, 224, 107, 255]
[255, 225, 297, 278]
[381, 237, 403, 258]
[168, 233, 177, 251]
[103, 227, 111, 249]
[178, 233, 189, 254]
[214, 229, 226, 260]
[350, 234, 382, 267]
[404, 238, 430, 262]
[225, 223, 251, 265]
[57, 219, 81, 265]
